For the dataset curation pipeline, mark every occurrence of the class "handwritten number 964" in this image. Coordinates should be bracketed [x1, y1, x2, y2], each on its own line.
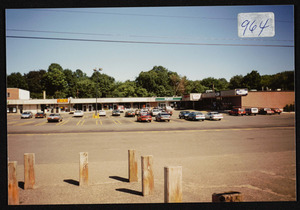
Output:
[241, 19, 270, 36]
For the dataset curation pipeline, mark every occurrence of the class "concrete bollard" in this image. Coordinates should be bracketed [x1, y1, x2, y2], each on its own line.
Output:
[128, 150, 138, 182]
[8, 161, 19, 205]
[212, 191, 243, 202]
[24, 153, 35, 190]
[79, 152, 89, 186]
[141, 155, 154, 196]
[164, 166, 182, 203]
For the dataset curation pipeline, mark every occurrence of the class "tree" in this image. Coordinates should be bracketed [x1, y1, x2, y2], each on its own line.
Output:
[185, 80, 206, 94]
[42, 68, 68, 97]
[63, 69, 77, 97]
[90, 71, 115, 98]
[201, 77, 228, 91]
[7, 72, 28, 90]
[74, 69, 88, 81]
[48, 63, 63, 73]
[229, 75, 245, 89]
[76, 79, 95, 98]
[242, 70, 261, 90]
[135, 66, 175, 96]
[24, 70, 47, 98]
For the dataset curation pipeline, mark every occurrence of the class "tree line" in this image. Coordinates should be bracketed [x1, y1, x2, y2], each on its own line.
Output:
[6, 63, 294, 99]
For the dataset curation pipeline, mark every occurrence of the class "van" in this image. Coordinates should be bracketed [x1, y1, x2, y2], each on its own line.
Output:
[245, 108, 259, 116]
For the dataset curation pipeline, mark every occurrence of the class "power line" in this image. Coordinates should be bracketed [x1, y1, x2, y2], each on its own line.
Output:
[29, 9, 293, 23]
[6, 35, 294, 48]
[6, 29, 294, 43]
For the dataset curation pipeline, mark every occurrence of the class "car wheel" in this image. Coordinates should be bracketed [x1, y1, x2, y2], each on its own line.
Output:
[168, 120, 170, 122]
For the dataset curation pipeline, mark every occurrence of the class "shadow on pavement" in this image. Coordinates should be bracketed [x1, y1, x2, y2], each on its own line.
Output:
[109, 176, 129, 183]
[116, 188, 143, 196]
[64, 179, 79, 186]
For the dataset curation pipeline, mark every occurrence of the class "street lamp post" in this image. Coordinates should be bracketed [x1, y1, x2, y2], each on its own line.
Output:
[93, 68, 102, 117]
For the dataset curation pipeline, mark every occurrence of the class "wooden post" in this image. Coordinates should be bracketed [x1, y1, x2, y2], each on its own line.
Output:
[212, 191, 243, 202]
[8, 161, 19, 205]
[128, 150, 138, 182]
[79, 152, 88, 186]
[24, 153, 35, 190]
[164, 166, 182, 203]
[141, 155, 154, 196]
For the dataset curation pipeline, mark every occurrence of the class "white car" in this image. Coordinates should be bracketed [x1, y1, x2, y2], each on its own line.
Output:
[98, 110, 106, 116]
[205, 112, 223, 121]
[151, 109, 161, 116]
[74, 110, 84, 117]
[21, 111, 33, 119]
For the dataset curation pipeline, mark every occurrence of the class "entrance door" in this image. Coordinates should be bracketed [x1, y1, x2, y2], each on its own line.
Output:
[83, 106, 86, 112]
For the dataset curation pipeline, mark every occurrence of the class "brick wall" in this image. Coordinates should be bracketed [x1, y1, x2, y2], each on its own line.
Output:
[7, 88, 19, 100]
[241, 91, 295, 109]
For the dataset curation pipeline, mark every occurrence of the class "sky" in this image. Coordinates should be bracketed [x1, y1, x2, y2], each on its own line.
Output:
[5, 5, 294, 82]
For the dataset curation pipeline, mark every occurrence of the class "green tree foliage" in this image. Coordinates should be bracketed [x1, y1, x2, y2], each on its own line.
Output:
[228, 75, 244, 89]
[24, 70, 47, 99]
[185, 80, 206, 94]
[241, 70, 261, 90]
[136, 66, 180, 96]
[201, 77, 229, 91]
[91, 71, 115, 98]
[76, 79, 95, 98]
[7, 72, 28, 90]
[42, 64, 68, 97]
[6, 63, 294, 98]
[63, 69, 78, 97]
[48, 63, 63, 72]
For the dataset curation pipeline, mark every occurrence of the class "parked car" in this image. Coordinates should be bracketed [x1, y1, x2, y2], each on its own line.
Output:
[112, 109, 121, 116]
[179, 111, 190, 119]
[245, 108, 259, 116]
[151, 109, 161, 116]
[156, 112, 171, 122]
[35, 111, 46, 118]
[228, 108, 246, 116]
[187, 112, 205, 121]
[271, 108, 282, 115]
[69, 109, 75, 114]
[47, 113, 63, 122]
[205, 112, 223, 120]
[259, 108, 274, 115]
[137, 112, 152, 122]
[74, 110, 84, 117]
[21, 111, 33, 119]
[98, 110, 106, 116]
[125, 110, 135, 117]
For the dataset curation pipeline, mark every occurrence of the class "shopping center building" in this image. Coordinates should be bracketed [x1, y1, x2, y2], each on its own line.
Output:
[7, 88, 294, 114]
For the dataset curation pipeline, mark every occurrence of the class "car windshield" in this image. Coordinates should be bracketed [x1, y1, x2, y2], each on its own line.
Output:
[23, 112, 30, 114]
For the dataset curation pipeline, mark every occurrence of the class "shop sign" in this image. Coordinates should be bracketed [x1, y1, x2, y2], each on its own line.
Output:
[57, 99, 69, 103]
[155, 97, 182, 101]
[235, 89, 248, 96]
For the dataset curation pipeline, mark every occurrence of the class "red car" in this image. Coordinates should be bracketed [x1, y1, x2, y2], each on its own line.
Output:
[137, 113, 152, 122]
[229, 108, 246, 116]
[35, 111, 46, 118]
[271, 108, 282, 115]
[259, 108, 274, 115]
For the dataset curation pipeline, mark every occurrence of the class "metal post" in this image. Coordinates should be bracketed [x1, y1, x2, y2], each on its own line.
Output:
[93, 68, 102, 118]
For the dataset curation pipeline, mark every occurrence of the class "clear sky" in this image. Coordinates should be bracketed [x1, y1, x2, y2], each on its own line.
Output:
[6, 5, 294, 82]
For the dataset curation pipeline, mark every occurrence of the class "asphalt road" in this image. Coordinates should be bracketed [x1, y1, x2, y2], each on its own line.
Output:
[7, 111, 296, 205]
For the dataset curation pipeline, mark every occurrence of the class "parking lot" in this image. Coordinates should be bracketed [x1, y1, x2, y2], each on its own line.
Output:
[7, 110, 296, 205]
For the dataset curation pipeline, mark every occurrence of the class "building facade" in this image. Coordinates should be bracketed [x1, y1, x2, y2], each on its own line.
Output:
[7, 88, 295, 114]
